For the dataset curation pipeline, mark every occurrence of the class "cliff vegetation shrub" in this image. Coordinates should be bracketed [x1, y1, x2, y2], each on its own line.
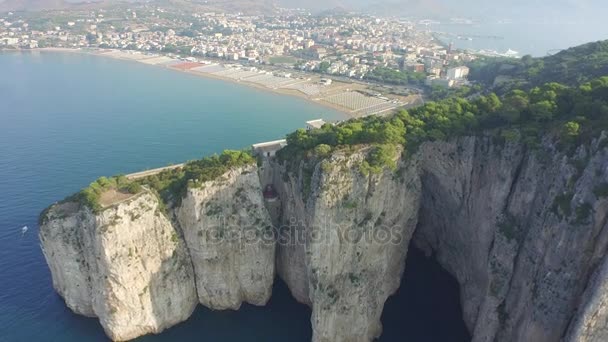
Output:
[314, 144, 332, 157]
[66, 150, 255, 213]
[575, 202, 593, 225]
[359, 144, 398, 175]
[552, 192, 574, 219]
[593, 182, 608, 198]
[498, 214, 520, 243]
[76, 176, 141, 213]
[342, 198, 357, 209]
[138, 149, 255, 205]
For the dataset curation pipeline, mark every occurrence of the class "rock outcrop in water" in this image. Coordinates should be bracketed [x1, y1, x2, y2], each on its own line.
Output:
[271, 147, 420, 342]
[39, 191, 198, 341]
[40, 135, 608, 342]
[176, 166, 275, 310]
[39, 165, 274, 341]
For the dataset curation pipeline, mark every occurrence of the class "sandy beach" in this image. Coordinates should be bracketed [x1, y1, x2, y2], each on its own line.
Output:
[179, 65, 356, 116]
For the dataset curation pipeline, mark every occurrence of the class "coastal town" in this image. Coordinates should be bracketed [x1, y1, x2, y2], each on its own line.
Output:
[0, 3, 480, 116]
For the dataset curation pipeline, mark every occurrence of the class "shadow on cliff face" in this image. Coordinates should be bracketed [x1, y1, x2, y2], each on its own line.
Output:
[378, 245, 471, 342]
[137, 277, 311, 342]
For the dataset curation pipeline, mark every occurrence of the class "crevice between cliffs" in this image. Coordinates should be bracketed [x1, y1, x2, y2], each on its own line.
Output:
[378, 242, 470, 342]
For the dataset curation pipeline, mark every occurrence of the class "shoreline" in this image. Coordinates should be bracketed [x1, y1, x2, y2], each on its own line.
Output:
[178, 64, 354, 117]
[29, 47, 356, 118]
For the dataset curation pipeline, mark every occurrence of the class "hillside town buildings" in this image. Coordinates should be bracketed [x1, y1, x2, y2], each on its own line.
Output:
[1, 5, 477, 88]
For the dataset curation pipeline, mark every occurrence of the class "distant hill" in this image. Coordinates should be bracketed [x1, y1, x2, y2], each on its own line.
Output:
[468, 40, 608, 93]
[275, 0, 447, 16]
[275, 0, 606, 19]
[0, 0, 276, 13]
[541, 40, 608, 84]
[0, 0, 68, 12]
[0, 0, 446, 15]
[2, 0, 605, 18]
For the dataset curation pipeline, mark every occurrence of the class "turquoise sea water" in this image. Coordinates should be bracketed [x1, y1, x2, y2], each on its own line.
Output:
[0, 51, 345, 341]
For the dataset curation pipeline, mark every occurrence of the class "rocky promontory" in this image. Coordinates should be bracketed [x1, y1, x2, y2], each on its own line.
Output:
[40, 133, 608, 341]
[40, 190, 197, 341]
[40, 157, 275, 341]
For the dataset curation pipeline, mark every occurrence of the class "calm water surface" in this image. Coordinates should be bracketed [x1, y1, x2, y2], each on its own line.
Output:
[430, 21, 608, 56]
[0, 51, 344, 341]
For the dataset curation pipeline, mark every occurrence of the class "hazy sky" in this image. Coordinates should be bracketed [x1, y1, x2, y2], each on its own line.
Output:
[4, 0, 606, 22]
[278, 0, 608, 54]
[279, 0, 607, 22]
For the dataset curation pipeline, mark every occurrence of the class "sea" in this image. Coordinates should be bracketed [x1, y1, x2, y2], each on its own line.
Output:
[427, 20, 608, 57]
[0, 51, 469, 341]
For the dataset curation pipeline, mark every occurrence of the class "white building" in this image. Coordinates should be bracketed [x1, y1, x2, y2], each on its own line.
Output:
[447, 66, 470, 80]
[2, 37, 18, 45]
[319, 78, 332, 85]
[306, 119, 326, 131]
[426, 76, 454, 88]
[252, 139, 288, 158]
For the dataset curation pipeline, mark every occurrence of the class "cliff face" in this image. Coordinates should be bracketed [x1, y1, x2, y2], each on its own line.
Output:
[272, 148, 421, 342]
[39, 191, 198, 341]
[39, 201, 97, 317]
[414, 135, 608, 342]
[176, 165, 275, 310]
[39, 165, 274, 341]
[567, 255, 608, 342]
[41, 136, 608, 342]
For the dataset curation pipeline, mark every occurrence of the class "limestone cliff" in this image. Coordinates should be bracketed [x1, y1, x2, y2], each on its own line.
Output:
[414, 135, 608, 342]
[40, 135, 608, 342]
[39, 191, 198, 341]
[39, 165, 274, 341]
[566, 255, 608, 342]
[271, 147, 421, 342]
[176, 165, 275, 310]
[269, 135, 608, 342]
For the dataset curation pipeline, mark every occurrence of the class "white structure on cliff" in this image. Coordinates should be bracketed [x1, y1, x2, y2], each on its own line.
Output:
[252, 139, 287, 158]
[306, 119, 326, 130]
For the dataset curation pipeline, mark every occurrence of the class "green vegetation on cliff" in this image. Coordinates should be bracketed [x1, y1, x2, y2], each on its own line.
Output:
[138, 149, 255, 203]
[77, 175, 142, 213]
[279, 76, 608, 172]
[468, 40, 608, 93]
[55, 150, 255, 214]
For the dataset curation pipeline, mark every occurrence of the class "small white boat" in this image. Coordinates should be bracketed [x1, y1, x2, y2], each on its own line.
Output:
[21, 226, 28, 235]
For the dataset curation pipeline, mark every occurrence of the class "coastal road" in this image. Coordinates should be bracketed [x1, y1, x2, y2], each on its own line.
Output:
[126, 163, 184, 180]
